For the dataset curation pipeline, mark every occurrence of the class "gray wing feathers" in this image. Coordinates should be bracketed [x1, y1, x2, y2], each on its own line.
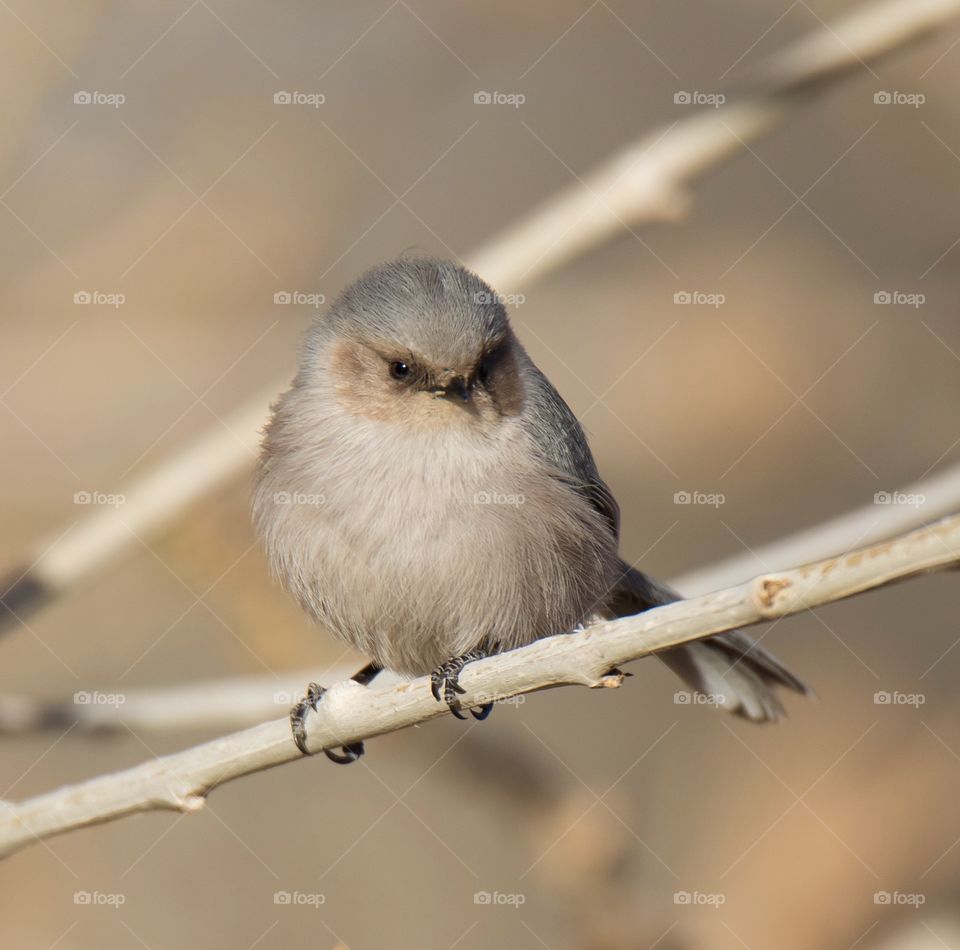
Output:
[517, 356, 620, 541]
[517, 346, 809, 722]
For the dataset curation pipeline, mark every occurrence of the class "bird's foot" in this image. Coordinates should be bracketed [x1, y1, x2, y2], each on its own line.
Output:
[430, 649, 492, 720]
[290, 682, 365, 764]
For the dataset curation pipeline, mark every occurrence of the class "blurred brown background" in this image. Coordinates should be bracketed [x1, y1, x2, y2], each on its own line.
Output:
[2, 2, 960, 948]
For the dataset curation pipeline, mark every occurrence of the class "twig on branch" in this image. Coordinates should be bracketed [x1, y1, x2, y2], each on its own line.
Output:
[1, 513, 958, 861]
[3, 0, 957, 631]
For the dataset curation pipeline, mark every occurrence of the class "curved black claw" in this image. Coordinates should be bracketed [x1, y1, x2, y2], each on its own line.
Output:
[290, 682, 323, 755]
[430, 649, 489, 720]
[324, 741, 365, 765]
[290, 682, 366, 764]
[471, 702, 494, 721]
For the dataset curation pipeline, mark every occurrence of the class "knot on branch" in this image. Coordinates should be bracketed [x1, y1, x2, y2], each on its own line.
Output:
[168, 789, 206, 813]
[754, 576, 793, 616]
[589, 669, 630, 690]
[178, 794, 206, 813]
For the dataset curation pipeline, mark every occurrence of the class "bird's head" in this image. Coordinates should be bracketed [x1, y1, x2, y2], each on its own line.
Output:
[306, 258, 526, 429]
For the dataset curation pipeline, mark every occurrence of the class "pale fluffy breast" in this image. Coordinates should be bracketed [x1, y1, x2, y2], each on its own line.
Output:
[255, 391, 619, 675]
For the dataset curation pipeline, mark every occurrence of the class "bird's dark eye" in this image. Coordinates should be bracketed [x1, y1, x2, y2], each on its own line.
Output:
[477, 360, 490, 385]
[389, 360, 410, 380]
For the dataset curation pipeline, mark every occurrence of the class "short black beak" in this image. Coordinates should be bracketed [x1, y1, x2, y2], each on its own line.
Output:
[430, 375, 471, 402]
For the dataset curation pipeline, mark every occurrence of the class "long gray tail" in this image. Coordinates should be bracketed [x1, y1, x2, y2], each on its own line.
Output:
[607, 562, 811, 722]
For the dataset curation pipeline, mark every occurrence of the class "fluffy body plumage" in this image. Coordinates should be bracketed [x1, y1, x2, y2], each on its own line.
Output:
[254, 257, 808, 720]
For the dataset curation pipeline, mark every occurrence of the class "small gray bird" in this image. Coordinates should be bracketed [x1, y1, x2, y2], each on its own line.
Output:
[253, 257, 809, 762]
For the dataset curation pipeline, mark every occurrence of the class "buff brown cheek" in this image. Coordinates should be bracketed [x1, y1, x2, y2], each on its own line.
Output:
[330, 340, 402, 421]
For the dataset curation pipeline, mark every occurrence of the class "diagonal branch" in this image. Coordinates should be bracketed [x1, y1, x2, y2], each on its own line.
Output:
[3, 0, 959, 632]
[1, 513, 959, 861]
